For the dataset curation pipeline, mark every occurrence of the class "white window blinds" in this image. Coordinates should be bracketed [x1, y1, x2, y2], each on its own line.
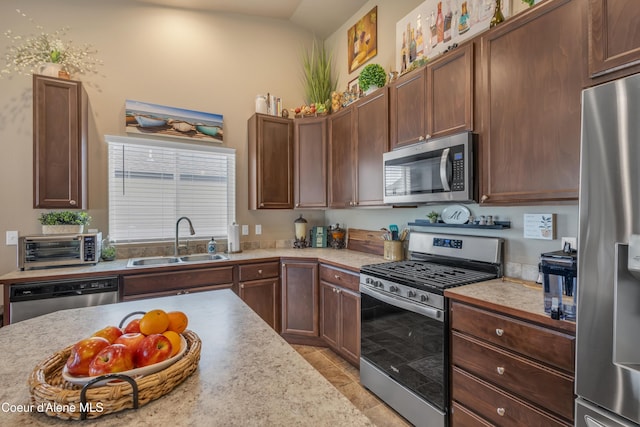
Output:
[106, 135, 235, 243]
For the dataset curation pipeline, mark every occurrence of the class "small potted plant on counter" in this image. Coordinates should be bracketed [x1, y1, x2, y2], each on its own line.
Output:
[427, 211, 439, 223]
[39, 211, 91, 234]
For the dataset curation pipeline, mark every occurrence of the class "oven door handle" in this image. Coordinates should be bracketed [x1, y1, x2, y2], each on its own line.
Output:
[360, 286, 444, 322]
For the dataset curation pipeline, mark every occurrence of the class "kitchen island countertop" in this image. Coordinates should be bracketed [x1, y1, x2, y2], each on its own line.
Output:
[0, 289, 374, 426]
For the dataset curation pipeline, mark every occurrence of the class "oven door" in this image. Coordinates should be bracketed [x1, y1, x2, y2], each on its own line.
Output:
[360, 285, 447, 413]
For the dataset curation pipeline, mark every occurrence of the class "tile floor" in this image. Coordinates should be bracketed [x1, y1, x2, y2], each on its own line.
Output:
[291, 345, 412, 427]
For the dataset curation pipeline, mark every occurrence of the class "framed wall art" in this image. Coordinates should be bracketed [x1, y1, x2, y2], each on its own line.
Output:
[396, 0, 510, 75]
[125, 99, 224, 143]
[347, 6, 378, 73]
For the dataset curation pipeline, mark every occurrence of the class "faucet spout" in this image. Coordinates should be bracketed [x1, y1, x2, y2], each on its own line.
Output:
[175, 216, 196, 257]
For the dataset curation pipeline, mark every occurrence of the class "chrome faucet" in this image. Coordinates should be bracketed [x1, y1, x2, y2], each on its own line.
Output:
[175, 216, 196, 257]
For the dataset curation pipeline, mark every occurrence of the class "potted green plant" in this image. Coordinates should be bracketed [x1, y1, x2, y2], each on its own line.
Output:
[427, 211, 439, 223]
[358, 63, 387, 94]
[38, 211, 91, 234]
[301, 39, 338, 112]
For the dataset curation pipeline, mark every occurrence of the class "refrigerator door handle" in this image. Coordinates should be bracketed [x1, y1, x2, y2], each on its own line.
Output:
[613, 243, 640, 373]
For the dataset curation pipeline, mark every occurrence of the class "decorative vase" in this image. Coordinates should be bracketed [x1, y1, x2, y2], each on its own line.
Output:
[42, 224, 84, 235]
[38, 63, 63, 78]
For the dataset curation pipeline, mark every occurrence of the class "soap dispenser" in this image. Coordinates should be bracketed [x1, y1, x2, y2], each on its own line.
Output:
[207, 237, 217, 254]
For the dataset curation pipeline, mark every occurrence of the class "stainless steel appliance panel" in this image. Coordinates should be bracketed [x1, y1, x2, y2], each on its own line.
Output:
[577, 72, 640, 425]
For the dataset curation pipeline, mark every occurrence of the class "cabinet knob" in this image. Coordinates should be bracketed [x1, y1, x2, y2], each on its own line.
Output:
[334, 274, 340, 280]
[69, 200, 77, 206]
[495, 328, 504, 337]
[295, 203, 300, 208]
[425, 134, 431, 139]
[332, 288, 336, 293]
[480, 194, 489, 203]
[497, 408, 505, 417]
[258, 269, 263, 275]
[419, 136, 425, 141]
[240, 284, 245, 289]
[496, 366, 505, 375]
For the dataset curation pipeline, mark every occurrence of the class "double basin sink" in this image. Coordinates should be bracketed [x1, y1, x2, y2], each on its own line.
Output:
[127, 253, 229, 268]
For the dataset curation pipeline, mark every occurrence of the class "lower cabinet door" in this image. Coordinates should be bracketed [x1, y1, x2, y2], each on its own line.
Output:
[338, 288, 360, 366]
[281, 261, 319, 337]
[320, 282, 340, 348]
[239, 277, 280, 332]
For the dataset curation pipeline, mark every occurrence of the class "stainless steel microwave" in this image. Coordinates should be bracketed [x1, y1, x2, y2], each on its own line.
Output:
[383, 132, 476, 205]
[18, 232, 102, 270]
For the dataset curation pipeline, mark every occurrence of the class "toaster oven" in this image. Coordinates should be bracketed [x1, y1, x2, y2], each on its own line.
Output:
[18, 233, 102, 270]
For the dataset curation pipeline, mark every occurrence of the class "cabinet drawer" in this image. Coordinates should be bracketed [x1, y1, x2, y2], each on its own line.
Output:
[239, 261, 279, 281]
[452, 332, 574, 421]
[452, 367, 570, 427]
[451, 401, 493, 427]
[319, 265, 359, 292]
[123, 266, 234, 296]
[451, 302, 575, 372]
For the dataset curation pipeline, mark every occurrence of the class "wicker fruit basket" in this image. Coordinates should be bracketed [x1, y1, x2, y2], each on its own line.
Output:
[28, 330, 201, 420]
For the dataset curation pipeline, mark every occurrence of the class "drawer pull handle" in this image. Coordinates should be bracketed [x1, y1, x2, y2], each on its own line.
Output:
[497, 366, 505, 375]
[495, 328, 504, 337]
[497, 408, 505, 417]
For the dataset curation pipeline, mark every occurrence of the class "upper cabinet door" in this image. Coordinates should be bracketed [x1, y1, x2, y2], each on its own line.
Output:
[479, 0, 584, 205]
[328, 107, 355, 208]
[389, 68, 427, 150]
[248, 114, 294, 209]
[426, 42, 474, 138]
[33, 75, 87, 209]
[294, 117, 327, 209]
[588, 0, 640, 79]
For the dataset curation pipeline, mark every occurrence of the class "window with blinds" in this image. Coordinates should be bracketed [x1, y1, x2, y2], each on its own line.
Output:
[106, 135, 236, 243]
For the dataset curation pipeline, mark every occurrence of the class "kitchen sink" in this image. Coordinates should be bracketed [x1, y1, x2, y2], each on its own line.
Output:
[127, 253, 229, 267]
[180, 254, 229, 262]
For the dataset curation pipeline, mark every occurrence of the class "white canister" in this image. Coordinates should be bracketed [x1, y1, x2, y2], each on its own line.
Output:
[255, 95, 268, 114]
[228, 222, 242, 253]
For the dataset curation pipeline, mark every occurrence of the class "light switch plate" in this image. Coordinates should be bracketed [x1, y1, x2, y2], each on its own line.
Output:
[242, 225, 249, 235]
[6, 230, 18, 246]
[255, 224, 262, 235]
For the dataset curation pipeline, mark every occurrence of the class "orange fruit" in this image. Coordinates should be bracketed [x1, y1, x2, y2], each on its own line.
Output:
[166, 311, 188, 333]
[139, 309, 170, 335]
[162, 330, 182, 357]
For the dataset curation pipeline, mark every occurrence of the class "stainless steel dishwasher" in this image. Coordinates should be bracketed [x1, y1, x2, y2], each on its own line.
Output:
[9, 276, 119, 324]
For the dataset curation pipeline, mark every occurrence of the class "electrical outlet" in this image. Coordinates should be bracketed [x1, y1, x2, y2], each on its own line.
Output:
[255, 224, 262, 235]
[561, 237, 577, 250]
[6, 230, 18, 246]
[242, 225, 249, 235]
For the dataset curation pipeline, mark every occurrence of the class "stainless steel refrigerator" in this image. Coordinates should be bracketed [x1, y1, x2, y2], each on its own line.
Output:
[576, 72, 640, 426]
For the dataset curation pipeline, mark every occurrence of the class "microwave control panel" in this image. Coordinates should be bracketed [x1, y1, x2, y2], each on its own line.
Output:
[452, 146, 465, 192]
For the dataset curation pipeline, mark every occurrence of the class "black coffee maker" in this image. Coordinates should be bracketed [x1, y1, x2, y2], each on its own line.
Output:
[541, 243, 577, 321]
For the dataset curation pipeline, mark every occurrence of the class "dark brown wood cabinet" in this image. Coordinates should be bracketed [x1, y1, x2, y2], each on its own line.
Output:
[33, 74, 87, 209]
[328, 107, 355, 208]
[319, 265, 360, 366]
[427, 42, 474, 138]
[328, 88, 388, 208]
[479, 0, 585, 205]
[238, 261, 280, 331]
[294, 117, 327, 208]
[121, 265, 234, 301]
[588, 0, 640, 80]
[389, 67, 427, 150]
[450, 300, 575, 426]
[248, 113, 294, 209]
[280, 259, 320, 341]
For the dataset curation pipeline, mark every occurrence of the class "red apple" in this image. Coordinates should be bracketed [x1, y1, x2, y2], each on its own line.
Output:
[66, 337, 110, 376]
[91, 326, 123, 344]
[123, 319, 141, 334]
[114, 332, 145, 354]
[135, 334, 173, 368]
[88, 344, 135, 376]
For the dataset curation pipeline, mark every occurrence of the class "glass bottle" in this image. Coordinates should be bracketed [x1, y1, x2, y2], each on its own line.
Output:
[458, 2, 470, 35]
[416, 14, 425, 58]
[443, 0, 453, 43]
[101, 235, 116, 261]
[409, 28, 417, 63]
[430, 11, 438, 48]
[490, 0, 505, 28]
[436, 2, 445, 43]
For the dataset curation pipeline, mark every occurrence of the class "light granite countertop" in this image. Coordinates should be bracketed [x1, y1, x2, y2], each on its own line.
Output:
[0, 289, 374, 426]
[445, 278, 576, 333]
[0, 248, 385, 283]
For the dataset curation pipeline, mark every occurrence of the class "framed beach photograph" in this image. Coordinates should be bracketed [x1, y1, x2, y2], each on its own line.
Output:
[347, 6, 378, 73]
[125, 100, 224, 143]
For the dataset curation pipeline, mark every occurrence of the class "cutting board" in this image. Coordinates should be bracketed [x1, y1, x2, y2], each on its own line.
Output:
[347, 228, 385, 256]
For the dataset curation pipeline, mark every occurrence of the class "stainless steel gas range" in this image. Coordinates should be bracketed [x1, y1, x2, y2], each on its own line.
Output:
[360, 231, 504, 427]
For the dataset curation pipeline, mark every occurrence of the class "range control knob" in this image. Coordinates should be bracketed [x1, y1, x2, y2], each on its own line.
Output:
[389, 285, 399, 293]
[421, 295, 429, 302]
[366, 277, 373, 284]
[407, 290, 417, 298]
[374, 281, 383, 289]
